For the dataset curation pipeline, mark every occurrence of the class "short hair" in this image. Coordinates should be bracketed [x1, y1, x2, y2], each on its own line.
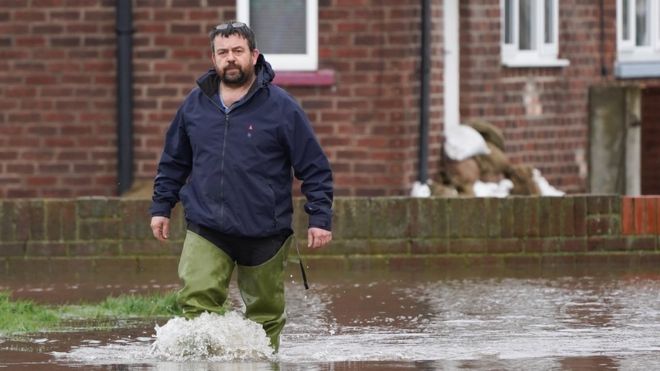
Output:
[209, 20, 257, 52]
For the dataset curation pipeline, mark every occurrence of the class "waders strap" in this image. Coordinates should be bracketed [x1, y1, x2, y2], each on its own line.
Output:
[293, 236, 309, 290]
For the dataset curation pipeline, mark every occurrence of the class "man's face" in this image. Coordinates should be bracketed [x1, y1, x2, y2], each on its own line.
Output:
[211, 34, 259, 87]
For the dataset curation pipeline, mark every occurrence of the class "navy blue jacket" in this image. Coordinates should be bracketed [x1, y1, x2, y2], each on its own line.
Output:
[150, 55, 333, 238]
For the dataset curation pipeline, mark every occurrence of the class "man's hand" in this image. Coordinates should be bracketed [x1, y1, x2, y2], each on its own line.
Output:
[150, 216, 170, 242]
[307, 227, 332, 249]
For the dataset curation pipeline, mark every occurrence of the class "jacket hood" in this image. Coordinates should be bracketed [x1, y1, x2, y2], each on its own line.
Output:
[196, 54, 275, 97]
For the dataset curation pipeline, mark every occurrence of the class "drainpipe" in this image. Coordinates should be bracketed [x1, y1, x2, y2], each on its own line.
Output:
[116, 1, 134, 195]
[411, 0, 432, 197]
[599, 0, 607, 76]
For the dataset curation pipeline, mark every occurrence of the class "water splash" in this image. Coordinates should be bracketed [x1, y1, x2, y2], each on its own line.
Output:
[150, 311, 274, 361]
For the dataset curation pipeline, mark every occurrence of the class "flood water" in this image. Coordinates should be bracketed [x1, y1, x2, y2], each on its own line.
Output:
[1, 257, 659, 370]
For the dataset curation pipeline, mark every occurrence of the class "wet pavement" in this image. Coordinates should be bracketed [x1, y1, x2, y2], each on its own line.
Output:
[1, 257, 659, 370]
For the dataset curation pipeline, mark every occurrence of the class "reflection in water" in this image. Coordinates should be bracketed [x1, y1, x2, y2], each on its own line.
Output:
[560, 355, 619, 370]
[1, 261, 659, 370]
[409, 276, 659, 365]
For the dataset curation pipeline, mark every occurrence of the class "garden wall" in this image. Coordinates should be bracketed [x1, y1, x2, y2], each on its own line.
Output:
[1, 195, 659, 272]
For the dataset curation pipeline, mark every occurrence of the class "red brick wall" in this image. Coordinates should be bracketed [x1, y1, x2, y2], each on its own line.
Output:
[130, 0, 444, 198]
[0, 0, 117, 197]
[291, 0, 444, 196]
[458, 1, 660, 194]
[275, 0, 445, 196]
[0, 0, 443, 198]
[459, 0, 611, 194]
[131, 0, 236, 187]
[6, 0, 656, 198]
[133, 0, 441, 197]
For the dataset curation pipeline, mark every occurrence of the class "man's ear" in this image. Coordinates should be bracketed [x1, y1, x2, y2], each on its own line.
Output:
[252, 48, 260, 66]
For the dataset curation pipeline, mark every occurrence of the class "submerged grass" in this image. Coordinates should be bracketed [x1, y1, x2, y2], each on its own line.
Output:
[0, 291, 183, 335]
[0, 292, 60, 334]
[64, 291, 182, 319]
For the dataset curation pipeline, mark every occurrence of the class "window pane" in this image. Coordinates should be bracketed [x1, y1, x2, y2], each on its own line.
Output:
[519, 0, 534, 50]
[504, 0, 514, 44]
[544, 0, 554, 43]
[250, 0, 307, 54]
[623, 0, 630, 40]
[635, 0, 649, 45]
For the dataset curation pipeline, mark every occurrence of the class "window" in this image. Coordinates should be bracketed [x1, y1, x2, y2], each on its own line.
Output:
[617, 0, 660, 62]
[616, 0, 660, 78]
[237, 0, 318, 71]
[500, 0, 569, 67]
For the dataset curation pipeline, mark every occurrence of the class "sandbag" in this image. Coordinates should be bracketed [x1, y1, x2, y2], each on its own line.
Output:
[473, 142, 510, 183]
[444, 125, 491, 161]
[466, 119, 506, 151]
[444, 157, 480, 196]
[507, 164, 541, 195]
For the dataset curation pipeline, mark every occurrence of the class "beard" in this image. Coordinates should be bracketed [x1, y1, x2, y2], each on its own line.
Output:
[219, 63, 253, 87]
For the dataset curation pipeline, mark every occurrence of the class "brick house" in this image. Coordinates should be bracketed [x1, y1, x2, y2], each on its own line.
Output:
[0, 0, 659, 198]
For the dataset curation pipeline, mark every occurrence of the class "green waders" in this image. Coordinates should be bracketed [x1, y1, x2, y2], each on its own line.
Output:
[237, 237, 290, 351]
[176, 230, 291, 351]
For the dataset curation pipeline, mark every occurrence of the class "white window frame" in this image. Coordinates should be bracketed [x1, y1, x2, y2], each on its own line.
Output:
[500, 0, 569, 67]
[237, 0, 318, 71]
[616, 0, 660, 62]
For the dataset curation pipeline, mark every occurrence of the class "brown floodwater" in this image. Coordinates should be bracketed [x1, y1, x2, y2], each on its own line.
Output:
[1, 256, 659, 370]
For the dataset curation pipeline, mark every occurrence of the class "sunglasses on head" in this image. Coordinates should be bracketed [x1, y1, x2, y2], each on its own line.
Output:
[215, 22, 247, 31]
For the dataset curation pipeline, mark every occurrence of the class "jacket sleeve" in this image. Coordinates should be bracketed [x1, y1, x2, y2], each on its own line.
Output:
[149, 108, 193, 218]
[283, 105, 334, 231]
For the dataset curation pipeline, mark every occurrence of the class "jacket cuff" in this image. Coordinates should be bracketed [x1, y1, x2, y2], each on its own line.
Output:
[149, 202, 172, 218]
[309, 214, 332, 231]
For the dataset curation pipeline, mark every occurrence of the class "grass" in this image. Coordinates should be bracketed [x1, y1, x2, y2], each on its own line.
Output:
[0, 292, 60, 334]
[0, 291, 183, 335]
[64, 291, 182, 319]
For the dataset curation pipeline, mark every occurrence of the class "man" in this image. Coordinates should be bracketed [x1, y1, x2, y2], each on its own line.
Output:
[149, 21, 333, 351]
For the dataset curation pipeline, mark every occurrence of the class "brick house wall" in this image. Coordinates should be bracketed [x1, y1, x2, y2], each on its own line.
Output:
[459, 0, 605, 193]
[132, 0, 446, 196]
[0, 0, 117, 198]
[131, 0, 235, 192]
[284, 0, 444, 196]
[1, 0, 658, 198]
[459, 0, 660, 194]
[0, 0, 444, 198]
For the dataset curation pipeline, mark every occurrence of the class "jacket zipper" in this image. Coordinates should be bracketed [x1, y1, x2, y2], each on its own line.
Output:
[201, 83, 261, 226]
[220, 112, 229, 222]
[204, 94, 230, 223]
